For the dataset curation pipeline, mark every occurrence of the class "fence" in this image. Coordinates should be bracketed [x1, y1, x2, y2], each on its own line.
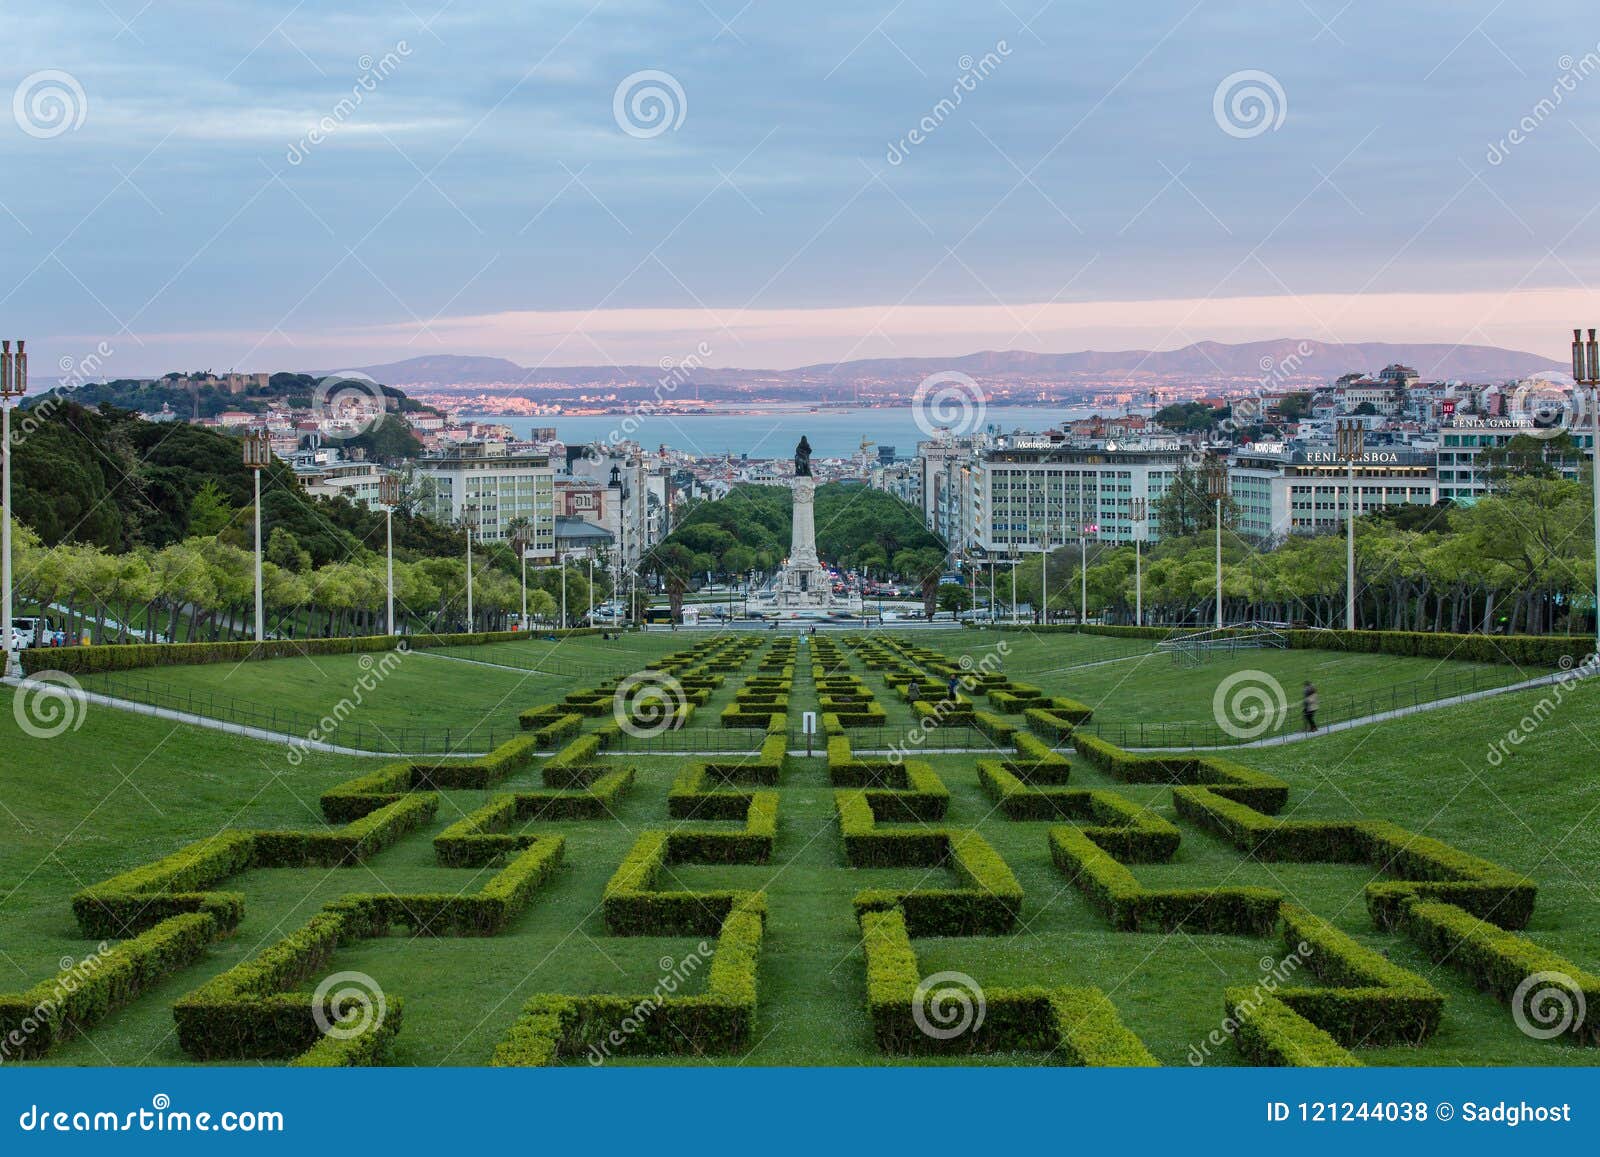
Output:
[74, 671, 513, 755]
[1077, 664, 1545, 749]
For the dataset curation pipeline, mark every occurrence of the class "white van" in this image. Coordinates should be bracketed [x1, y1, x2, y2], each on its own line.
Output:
[11, 617, 53, 648]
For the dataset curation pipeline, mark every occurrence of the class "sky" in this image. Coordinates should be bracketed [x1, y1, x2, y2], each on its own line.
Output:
[4, 0, 1600, 379]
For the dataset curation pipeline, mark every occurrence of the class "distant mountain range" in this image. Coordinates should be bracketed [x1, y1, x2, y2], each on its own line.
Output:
[327, 339, 1564, 393]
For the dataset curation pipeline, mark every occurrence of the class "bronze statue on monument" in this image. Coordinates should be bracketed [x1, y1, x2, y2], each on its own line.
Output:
[794, 435, 812, 477]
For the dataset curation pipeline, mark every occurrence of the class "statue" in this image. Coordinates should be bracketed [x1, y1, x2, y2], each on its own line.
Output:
[794, 435, 812, 477]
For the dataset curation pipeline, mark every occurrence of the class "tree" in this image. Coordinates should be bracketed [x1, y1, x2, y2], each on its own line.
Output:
[936, 583, 972, 615]
[185, 480, 236, 538]
[893, 547, 946, 620]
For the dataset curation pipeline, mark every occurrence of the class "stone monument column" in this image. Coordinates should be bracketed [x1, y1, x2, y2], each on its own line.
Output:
[790, 474, 819, 572]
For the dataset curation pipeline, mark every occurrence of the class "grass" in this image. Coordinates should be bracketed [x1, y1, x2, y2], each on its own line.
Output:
[923, 628, 1539, 741]
[66, 632, 696, 751]
[2, 633, 1596, 1066]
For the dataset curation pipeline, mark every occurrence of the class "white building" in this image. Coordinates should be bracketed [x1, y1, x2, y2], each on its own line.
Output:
[289, 448, 391, 509]
[1436, 416, 1594, 503]
[1228, 445, 1438, 539]
[414, 443, 556, 557]
[977, 440, 1197, 550]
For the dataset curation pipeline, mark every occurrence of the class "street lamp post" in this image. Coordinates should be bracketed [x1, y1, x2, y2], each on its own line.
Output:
[1008, 545, 1018, 624]
[588, 554, 595, 627]
[242, 429, 273, 643]
[510, 527, 529, 632]
[1079, 523, 1098, 626]
[379, 474, 400, 636]
[1038, 534, 1049, 625]
[462, 506, 476, 632]
[1572, 328, 1600, 658]
[1205, 457, 1228, 630]
[1131, 498, 1146, 627]
[1336, 420, 1365, 631]
[558, 550, 567, 628]
[1, 342, 26, 678]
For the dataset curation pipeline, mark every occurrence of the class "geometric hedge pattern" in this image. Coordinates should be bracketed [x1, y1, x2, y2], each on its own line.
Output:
[3, 631, 1596, 1065]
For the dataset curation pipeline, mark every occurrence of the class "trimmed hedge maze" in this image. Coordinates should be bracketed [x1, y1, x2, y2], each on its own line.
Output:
[8, 629, 1597, 1067]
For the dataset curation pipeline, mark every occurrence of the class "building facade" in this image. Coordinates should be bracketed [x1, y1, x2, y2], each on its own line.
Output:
[415, 443, 556, 557]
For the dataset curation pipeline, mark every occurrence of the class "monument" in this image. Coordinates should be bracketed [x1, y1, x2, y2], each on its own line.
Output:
[764, 436, 860, 614]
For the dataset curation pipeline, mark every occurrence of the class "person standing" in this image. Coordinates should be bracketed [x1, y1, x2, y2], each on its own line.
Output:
[1302, 682, 1318, 732]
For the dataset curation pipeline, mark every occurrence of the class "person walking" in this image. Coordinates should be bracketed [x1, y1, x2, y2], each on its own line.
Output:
[906, 678, 920, 704]
[946, 674, 960, 702]
[1302, 682, 1318, 733]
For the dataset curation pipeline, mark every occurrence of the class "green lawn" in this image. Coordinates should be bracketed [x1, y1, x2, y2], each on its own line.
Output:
[66, 632, 702, 752]
[2, 634, 1596, 1067]
[923, 628, 1539, 741]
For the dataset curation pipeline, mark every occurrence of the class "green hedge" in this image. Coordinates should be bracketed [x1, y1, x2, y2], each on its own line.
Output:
[0, 913, 218, 1060]
[1173, 787, 1537, 931]
[859, 908, 1157, 1063]
[253, 795, 438, 868]
[602, 831, 768, 936]
[1225, 990, 1360, 1067]
[1401, 900, 1599, 1044]
[22, 627, 605, 676]
[1048, 826, 1280, 934]
[173, 909, 359, 1059]
[72, 831, 254, 938]
[1068, 624, 1578, 667]
[341, 838, 565, 936]
[492, 895, 765, 1065]
[1074, 735, 1289, 813]
[1273, 904, 1443, 1047]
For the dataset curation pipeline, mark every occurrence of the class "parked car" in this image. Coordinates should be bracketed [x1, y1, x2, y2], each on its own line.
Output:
[11, 616, 53, 648]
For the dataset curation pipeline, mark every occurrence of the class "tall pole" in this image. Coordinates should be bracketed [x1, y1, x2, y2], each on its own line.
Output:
[386, 505, 395, 635]
[560, 552, 567, 628]
[1205, 457, 1227, 630]
[1215, 498, 1222, 630]
[1009, 553, 1016, 623]
[243, 428, 269, 645]
[1080, 535, 1087, 625]
[466, 525, 474, 630]
[520, 550, 527, 628]
[1132, 497, 1145, 628]
[253, 467, 264, 642]
[1575, 329, 1600, 658]
[1040, 538, 1048, 625]
[1, 341, 20, 679]
[588, 555, 595, 626]
[1, 397, 11, 676]
[1346, 459, 1356, 630]
[1337, 419, 1363, 632]
[1135, 538, 1142, 627]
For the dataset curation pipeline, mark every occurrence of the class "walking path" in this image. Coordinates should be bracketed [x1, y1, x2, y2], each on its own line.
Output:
[1125, 663, 1595, 751]
[9, 659, 1591, 759]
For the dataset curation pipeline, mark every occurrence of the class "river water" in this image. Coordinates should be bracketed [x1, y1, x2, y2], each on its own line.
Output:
[460, 404, 1146, 459]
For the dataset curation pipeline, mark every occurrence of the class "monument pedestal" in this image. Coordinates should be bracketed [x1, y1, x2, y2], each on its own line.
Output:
[773, 475, 833, 609]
